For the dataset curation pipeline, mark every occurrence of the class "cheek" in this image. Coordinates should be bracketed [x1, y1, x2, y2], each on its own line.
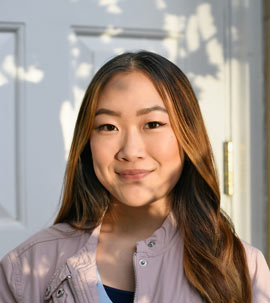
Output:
[149, 132, 183, 164]
[90, 138, 117, 183]
[90, 140, 107, 175]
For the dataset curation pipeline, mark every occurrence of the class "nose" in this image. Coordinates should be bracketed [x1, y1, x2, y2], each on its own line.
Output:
[115, 128, 146, 162]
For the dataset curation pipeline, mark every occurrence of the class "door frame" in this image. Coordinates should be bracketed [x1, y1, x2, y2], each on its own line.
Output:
[230, 0, 267, 255]
[264, 0, 270, 265]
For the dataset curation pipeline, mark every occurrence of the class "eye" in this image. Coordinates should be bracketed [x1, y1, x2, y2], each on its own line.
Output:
[96, 124, 118, 132]
[145, 121, 166, 129]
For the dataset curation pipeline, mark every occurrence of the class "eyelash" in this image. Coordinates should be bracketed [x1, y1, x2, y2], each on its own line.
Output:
[145, 121, 166, 129]
[96, 124, 117, 132]
[96, 121, 166, 132]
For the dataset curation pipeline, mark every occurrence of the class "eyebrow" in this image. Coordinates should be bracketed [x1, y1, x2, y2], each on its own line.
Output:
[95, 106, 168, 117]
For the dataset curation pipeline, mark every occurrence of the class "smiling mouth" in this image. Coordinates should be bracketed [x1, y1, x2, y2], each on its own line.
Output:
[116, 170, 152, 181]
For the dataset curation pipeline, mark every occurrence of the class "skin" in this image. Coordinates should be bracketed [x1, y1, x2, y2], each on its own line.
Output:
[90, 71, 184, 291]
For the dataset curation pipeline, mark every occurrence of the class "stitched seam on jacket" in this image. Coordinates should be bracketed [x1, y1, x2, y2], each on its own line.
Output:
[15, 232, 85, 257]
[9, 254, 24, 303]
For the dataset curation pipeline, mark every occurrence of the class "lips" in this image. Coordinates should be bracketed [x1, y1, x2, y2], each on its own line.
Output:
[116, 169, 152, 181]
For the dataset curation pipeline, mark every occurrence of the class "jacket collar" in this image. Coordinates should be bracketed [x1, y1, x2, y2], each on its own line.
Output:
[44, 213, 179, 301]
[67, 212, 179, 263]
[135, 212, 180, 257]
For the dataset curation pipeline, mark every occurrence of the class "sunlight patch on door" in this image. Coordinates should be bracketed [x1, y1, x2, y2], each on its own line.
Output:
[60, 86, 85, 159]
[0, 72, 8, 86]
[163, 13, 186, 38]
[98, 0, 122, 14]
[100, 25, 123, 43]
[155, 0, 166, 10]
[2, 55, 44, 83]
[76, 62, 93, 79]
[197, 3, 217, 40]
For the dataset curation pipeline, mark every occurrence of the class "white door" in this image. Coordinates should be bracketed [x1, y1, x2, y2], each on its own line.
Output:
[0, 0, 232, 258]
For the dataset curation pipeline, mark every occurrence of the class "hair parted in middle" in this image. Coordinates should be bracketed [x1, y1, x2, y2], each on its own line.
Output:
[54, 50, 252, 302]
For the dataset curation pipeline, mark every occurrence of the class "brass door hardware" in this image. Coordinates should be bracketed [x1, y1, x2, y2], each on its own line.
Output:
[224, 141, 233, 196]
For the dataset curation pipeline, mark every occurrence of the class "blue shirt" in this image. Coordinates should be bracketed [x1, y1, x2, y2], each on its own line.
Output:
[96, 268, 134, 303]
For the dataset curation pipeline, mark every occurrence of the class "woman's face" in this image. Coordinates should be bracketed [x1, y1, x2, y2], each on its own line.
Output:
[90, 71, 184, 210]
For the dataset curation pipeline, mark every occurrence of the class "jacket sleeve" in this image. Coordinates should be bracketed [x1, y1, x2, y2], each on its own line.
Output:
[0, 253, 20, 303]
[249, 247, 270, 302]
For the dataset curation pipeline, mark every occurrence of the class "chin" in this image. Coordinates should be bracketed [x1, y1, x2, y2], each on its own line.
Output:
[123, 201, 153, 208]
[114, 194, 163, 208]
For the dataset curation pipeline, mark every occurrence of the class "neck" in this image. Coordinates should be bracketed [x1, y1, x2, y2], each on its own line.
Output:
[102, 199, 170, 240]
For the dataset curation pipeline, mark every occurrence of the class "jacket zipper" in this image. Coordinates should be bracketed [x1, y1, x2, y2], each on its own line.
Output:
[133, 252, 138, 303]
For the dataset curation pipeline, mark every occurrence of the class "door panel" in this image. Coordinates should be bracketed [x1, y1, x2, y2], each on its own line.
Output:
[0, 23, 28, 256]
[0, 29, 17, 221]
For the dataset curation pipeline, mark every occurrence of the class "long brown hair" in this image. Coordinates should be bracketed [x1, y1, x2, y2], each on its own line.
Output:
[54, 51, 252, 302]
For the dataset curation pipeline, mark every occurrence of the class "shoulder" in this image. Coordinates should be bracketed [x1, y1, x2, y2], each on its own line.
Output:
[7, 223, 88, 258]
[242, 241, 270, 302]
[242, 241, 270, 279]
[1, 223, 92, 271]
[1, 223, 91, 268]
[0, 224, 92, 302]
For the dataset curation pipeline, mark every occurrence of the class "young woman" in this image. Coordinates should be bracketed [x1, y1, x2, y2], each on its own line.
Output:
[1, 51, 269, 303]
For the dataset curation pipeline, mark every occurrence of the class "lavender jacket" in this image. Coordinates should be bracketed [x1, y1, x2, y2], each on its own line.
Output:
[0, 215, 270, 303]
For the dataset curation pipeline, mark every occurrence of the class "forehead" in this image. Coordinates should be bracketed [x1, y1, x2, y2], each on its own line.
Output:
[104, 71, 153, 90]
[97, 71, 165, 109]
